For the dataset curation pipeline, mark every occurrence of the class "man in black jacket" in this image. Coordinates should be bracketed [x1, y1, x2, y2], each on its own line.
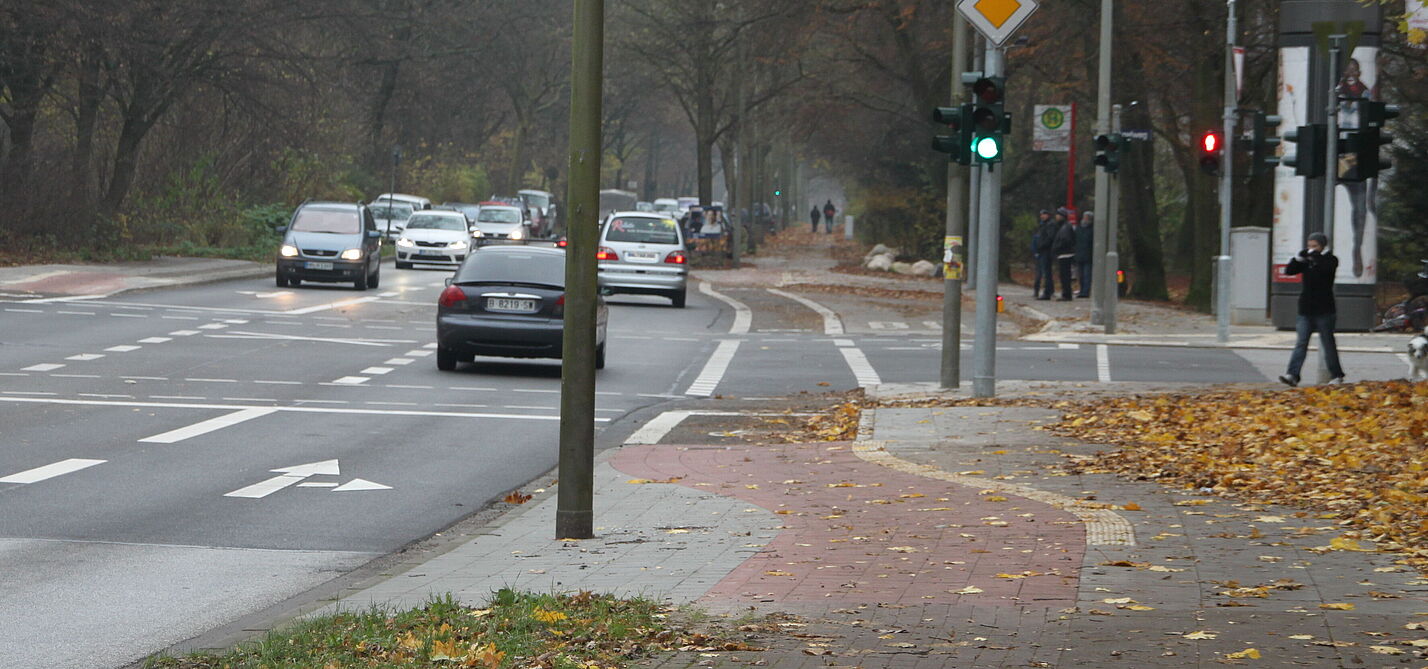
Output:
[1279, 232, 1346, 386]
[1034, 210, 1059, 299]
[1074, 211, 1094, 298]
[1051, 209, 1077, 301]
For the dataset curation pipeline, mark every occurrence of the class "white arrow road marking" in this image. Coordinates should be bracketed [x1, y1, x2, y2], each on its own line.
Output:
[204, 331, 413, 347]
[0, 458, 106, 484]
[297, 482, 340, 488]
[225, 459, 340, 498]
[138, 407, 277, 444]
[333, 478, 392, 492]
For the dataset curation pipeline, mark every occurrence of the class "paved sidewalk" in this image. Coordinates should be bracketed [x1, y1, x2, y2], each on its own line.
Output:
[0, 257, 268, 299]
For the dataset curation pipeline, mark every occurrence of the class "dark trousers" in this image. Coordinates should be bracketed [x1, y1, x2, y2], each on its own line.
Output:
[1032, 254, 1047, 296]
[1077, 260, 1092, 297]
[1286, 313, 1345, 380]
[1056, 257, 1074, 299]
[1037, 254, 1055, 298]
[810, 218, 819, 232]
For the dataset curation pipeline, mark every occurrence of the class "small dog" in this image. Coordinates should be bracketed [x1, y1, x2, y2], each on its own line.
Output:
[1409, 326, 1428, 381]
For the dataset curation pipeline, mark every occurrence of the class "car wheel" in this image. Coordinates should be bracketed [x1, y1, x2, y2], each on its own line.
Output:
[354, 270, 369, 291]
[370, 268, 380, 289]
[436, 346, 457, 371]
[395, 260, 410, 270]
[670, 288, 686, 308]
[595, 342, 606, 370]
[275, 274, 288, 288]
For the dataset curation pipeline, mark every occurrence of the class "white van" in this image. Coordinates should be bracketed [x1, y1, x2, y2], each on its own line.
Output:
[370, 193, 431, 211]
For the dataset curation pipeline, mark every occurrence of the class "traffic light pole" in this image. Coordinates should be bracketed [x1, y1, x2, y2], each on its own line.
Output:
[972, 45, 1003, 399]
[1105, 104, 1122, 333]
[556, 0, 603, 540]
[1215, 0, 1237, 345]
[965, 40, 984, 291]
[941, 12, 970, 390]
[1090, 0, 1113, 327]
[1317, 35, 1345, 384]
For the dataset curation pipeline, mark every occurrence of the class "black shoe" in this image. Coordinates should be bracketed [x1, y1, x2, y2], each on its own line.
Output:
[1278, 374, 1299, 387]
[1035, 296, 1050, 301]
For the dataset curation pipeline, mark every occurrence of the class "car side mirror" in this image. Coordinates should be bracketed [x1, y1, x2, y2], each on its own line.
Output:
[366, 230, 381, 239]
[445, 277, 453, 287]
[276, 225, 288, 233]
[599, 286, 613, 297]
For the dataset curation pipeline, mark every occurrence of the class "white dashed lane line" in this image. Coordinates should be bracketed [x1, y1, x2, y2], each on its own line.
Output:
[22, 364, 64, 372]
[104, 345, 141, 353]
[360, 367, 394, 375]
[66, 354, 105, 361]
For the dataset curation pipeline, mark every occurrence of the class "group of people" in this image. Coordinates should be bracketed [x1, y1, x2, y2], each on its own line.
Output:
[809, 200, 838, 233]
[1031, 207, 1094, 301]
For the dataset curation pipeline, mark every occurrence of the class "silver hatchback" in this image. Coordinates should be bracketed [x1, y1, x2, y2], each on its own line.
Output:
[596, 212, 688, 308]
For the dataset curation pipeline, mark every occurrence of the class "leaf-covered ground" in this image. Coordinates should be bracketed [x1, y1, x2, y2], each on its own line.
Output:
[147, 590, 752, 668]
[1055, 381, 1428, 564]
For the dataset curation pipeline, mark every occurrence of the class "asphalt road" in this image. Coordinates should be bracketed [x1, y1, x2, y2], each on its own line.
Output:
[0, 261, 1416, 668]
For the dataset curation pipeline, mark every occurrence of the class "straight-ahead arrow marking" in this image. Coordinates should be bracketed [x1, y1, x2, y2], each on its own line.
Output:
[224, 459, 341, 498]
[333, 478, 392, 492]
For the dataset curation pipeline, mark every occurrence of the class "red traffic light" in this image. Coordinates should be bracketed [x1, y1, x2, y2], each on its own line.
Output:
[1201, 131, 1220, 153]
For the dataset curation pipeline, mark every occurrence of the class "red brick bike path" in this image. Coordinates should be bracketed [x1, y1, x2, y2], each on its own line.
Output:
[610, 441, 1084, 609]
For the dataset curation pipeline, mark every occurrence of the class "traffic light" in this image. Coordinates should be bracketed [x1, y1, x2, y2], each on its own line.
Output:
[1250, 111, 1281, 177]
[1198, 131, 1223, 176]
[932, 104, 974, 166]
[1340, 101, 1400, 182]
[1093, 133, 1127, 174]
[1281, 124, 1326, 178]
[967, 75, 1006, 164]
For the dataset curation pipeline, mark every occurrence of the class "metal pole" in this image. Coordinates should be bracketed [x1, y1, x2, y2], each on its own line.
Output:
[1067, 102, 1078, 209]
[1090, 0, 1113, 326]
[1105, 104, 1122, 333]
[1215, 0, 1237, 345]
[387, 148, 400, 241]
[1317, 35, 1344, 384]
[966, 38, 984, 291]
[556, 0, 603, 540]
[972, 45, 1003, 399]
[941, 12, 970, 390]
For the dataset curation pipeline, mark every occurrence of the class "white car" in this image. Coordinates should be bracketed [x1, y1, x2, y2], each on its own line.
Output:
[394, 210, 473, 268]
[472, 205, 532, 244]
[370, 200, 415, 239]
[652, 198, 681, 217]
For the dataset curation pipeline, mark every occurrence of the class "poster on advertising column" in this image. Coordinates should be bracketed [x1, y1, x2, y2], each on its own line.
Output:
[1032, 105, 1072, 152]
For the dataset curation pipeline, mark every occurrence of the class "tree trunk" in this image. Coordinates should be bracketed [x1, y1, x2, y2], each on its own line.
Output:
[367, 60, 401, 168]
[72, 44, 103, 209]
[506, 119, 529, 193]
[1183, 55, 1223, 311]
[101, 114, 157, 218]
[1116, 44, 1168, 300]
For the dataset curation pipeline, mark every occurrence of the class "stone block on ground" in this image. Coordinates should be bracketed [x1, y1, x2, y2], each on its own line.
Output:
[866, 254, 894, 272]
[910, 259, 937, 277]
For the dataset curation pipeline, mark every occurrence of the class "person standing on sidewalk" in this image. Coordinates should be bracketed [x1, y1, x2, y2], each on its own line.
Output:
[1051, 208, 1077, 301]
[1279, 232, 1346, 386]
[1075, 211, 1094, 298]
[1035, 210, 1059, 300]
[1031, 209, 1051, 298]
[809, 205, 821, 233]
[823, 200, 837, 233]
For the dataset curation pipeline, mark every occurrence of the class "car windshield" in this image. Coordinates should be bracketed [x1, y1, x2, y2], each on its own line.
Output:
[456, 251, 564, 288]
[653, 203, 679, 212]
[606, 217, 679, 245]
[477, 208, 521, 224]
[521, 193, 550, 210]
[291, 208, 360, 234]
[370, 203, 413, 219]
[447, 204, 481, 219]
[405, 214, 466, 231]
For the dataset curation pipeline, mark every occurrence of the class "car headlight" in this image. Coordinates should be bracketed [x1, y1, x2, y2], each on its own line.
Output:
[339, 248, 363, 261]
[280, 244, 299, 257]
[449, 239, 469, 249]
[470, 229, 483, 238]
[396, 238, 415, 247]
[509, 228, 524, 240]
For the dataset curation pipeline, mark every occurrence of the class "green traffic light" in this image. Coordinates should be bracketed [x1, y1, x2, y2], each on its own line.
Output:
[974, 136, 1001, 160]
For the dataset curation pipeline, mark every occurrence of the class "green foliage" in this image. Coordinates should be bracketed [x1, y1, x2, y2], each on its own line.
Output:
[415, 162, 492, 203]
[271, 148, 369, 204]
[849, 186, 942, 261]
[1379, 114, 1428, 284]
[1008, 212, 1039, 268]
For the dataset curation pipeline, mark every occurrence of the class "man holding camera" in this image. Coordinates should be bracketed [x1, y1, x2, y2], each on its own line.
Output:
[1279, 232, 1346, 387]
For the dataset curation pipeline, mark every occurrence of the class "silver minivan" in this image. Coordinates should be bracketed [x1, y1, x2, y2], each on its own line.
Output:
[596, 212, 688, 308]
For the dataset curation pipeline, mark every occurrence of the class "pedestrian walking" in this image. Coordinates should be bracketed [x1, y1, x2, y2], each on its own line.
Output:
[823, 200, 836, 234]
[1051, 209, 1076, 301]
[1031, 209, 1051, 298]
[1279, 232, 1346, 387]
[1075, 211, 1094, 298]
[809, 205, 821, 233]
[1034, 210, 1058, 300]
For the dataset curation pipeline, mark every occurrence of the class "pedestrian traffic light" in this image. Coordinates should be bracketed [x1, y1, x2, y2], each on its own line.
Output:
[1281, 124, 1326, 178]
[1198, 131, 1222, 176]
[1339, 101, 1400, 182]
[1093, 133, 1126, 174]
[1250, 111, 1281, 177]
[932, 104, 974, 166]
[966, 75, 1006, 164]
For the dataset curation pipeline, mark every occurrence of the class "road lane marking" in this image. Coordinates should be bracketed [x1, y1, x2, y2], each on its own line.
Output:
[162, 315, 200, 320]
[699, 282, 751, 335]
[185, 378, 238, 383]
[360, 367, 393, 375]
[51, 373, 99, 378]
[105, 345, 141, 352]
[833, 339, 854, 347]
[5, 308, 42, 313]
[0, 396, 598, 421]
[1096, 344, 1111, 383]
[297, 482, 340, 488]
[198, 323, 228, 330]
[385, 384, 432, 389]
[333, 478, 391, 492]
[111, 312, 146, 318]
[206, 331, 410, 346]
[122, 376, 168, 381]
[331, 376, 370, 385]
[22, 363, 64, 372]
[17, 294, 111, 303]
[66, 354, 105, 361]
[869, 321, 908, 330]
[625, 410, 820, 445]
[169, 330, 201, 336]
[138, 407, 278, 444]
[450, 386, 498, 392]
[838, 347, 882, 387]
[285, 296, 381, 315]
[767, 288, 843, 335]
[254, 380, 302, 385]
[922, 321, 942, 330]
[0, 458, 106, 484]
[405, 350, 434, 357]
[137, 337, 172, 344]
[57, 311, 96, 315]
[384, 358, 414, 365]
[1059, 343, 1081, 350]
[225, 460, 340, 498]
[513, 388, 560, 394]
[151, 395, 205, 400]
[686, 340, 741, 396]
[78, 393, 133, 399]
[2, 390, 55, 396]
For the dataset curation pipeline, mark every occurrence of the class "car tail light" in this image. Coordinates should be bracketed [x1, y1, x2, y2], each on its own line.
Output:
[664, 250, 687, 264]
[596, 246, 617, 261]
[553, 294, 565, 318]
[556, 238, 568, 248]
[438, 285, 467, 308]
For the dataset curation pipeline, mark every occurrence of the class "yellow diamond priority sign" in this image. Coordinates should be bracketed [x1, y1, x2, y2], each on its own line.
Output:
[957, 0, 1039, 46]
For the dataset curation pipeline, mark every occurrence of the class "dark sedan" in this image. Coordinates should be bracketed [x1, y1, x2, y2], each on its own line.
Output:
[435, 245, 607, 371]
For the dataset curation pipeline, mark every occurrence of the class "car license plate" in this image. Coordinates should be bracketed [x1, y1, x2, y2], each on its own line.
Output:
[417, 250, 443, 257]
[305, 261, 334, 270]
[624, 250, 658, 263]
[487, 298, 537, 313]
